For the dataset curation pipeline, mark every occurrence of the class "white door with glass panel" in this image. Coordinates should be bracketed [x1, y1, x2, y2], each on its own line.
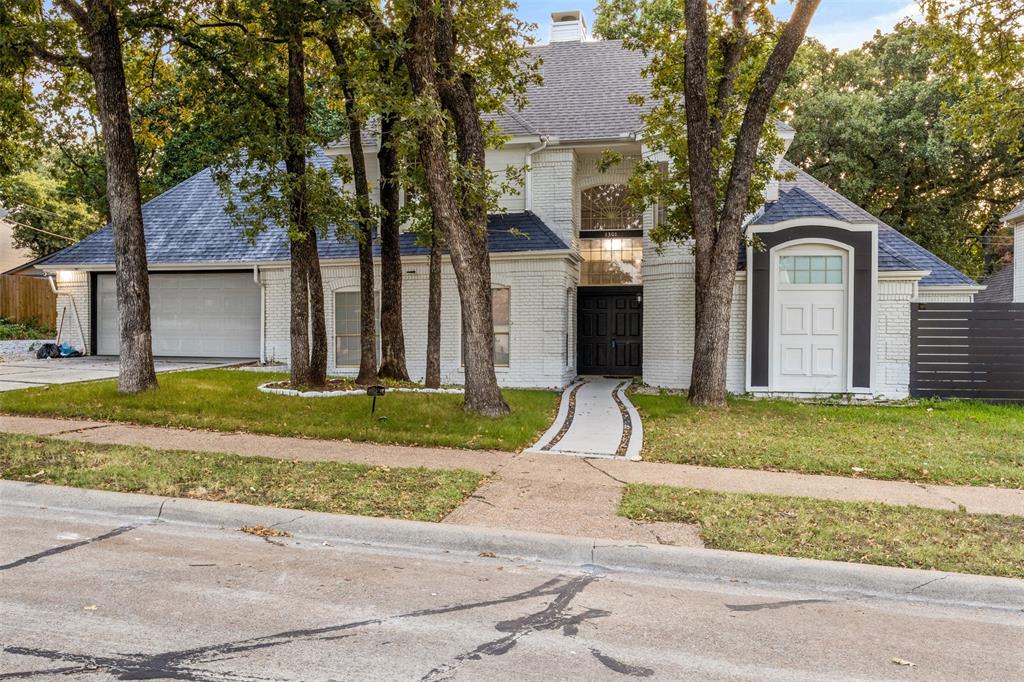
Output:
[772, 245, 848, 393]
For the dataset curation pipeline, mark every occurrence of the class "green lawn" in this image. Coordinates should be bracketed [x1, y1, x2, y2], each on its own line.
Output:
[632, 393, 1024, 487]
[621, 483, 1024, 579]
[0, 369, 558, 451]
[0, 432, 483, 521]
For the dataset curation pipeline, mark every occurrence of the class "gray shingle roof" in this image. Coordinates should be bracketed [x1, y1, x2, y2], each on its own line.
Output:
[1004, 199, 1024, 223]
[485, 40, 651, 142]
[749, 160, 977, 287]
[975, 265, 1014, 302]
[753, 187, 847, 224]
[40, 159, 568, 268]
[486, 40, 794, 143]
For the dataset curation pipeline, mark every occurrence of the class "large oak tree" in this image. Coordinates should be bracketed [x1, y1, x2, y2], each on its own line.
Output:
[2, 0, 159, 393]
[597, 0, 819, 407]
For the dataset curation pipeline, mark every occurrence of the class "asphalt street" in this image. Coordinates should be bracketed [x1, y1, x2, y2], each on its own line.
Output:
[1, 504, 1022, 681]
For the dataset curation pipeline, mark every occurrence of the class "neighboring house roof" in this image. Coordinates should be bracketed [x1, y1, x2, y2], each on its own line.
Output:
[1003, 199, 1024, 224]
[2, 252, 50, 277]
[39, 160, 569, 269]
[745, 161, 976, 287]
[975, 265, 1014, 302]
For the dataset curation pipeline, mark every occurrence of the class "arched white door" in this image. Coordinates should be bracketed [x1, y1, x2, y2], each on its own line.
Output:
[771, 244, 849, 393]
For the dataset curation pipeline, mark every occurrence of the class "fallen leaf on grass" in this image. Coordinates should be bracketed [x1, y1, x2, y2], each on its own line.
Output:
[241, 525, 292, 538]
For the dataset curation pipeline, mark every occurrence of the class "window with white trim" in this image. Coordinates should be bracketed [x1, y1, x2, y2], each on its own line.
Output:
[460, 287, 511, 368]
[492, 287, 510, 367]
[334, 290, 380, 367]
[779, 255, 844, 285]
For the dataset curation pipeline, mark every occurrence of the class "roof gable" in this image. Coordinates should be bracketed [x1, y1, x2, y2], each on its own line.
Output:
[1004, 199, 1024, 224]
[753, 187, 848, 225]
[771, 160, 976, 286]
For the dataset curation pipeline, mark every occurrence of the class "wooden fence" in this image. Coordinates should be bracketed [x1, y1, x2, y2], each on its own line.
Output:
[910, 302, 1024, 402]
[0, 274, 56, 329]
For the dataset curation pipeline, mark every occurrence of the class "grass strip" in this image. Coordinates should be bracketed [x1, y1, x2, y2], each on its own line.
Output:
[632, 393, 1024, 487]
[620, 483, 1024, 579]
[0, 433, 484, 522]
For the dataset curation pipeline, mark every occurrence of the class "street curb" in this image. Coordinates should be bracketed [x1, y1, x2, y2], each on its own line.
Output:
[3, 480, 1023, 612]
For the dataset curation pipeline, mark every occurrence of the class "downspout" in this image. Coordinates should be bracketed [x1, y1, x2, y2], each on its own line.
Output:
[254, 264, 265, 363]
[524, 135, 550, 213]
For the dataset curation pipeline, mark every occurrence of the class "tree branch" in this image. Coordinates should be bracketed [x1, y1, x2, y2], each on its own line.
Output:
[719, 0, 820, 233]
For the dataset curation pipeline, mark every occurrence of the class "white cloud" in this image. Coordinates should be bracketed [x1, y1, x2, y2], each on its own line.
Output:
[809, 3, 922, 52]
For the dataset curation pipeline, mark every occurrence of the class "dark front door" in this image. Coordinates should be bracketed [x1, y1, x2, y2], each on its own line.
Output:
[577, 287, 642, 375]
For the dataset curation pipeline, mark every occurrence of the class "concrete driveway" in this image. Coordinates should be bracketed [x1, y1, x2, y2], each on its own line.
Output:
[0, 356, 241, 392]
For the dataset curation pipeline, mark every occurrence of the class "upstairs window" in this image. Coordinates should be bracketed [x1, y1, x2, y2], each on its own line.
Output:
[581, 184, 642, 231]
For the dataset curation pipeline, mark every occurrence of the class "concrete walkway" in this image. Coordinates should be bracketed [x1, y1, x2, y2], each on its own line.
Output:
[526, 376, 643, 459]
[2, 415, 1024, 547]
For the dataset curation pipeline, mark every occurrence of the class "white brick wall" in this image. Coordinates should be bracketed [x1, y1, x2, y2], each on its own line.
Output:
[52, 272, 91, 354]
[1016, 223, 1023, 303]
[261, 254, 578, 389]
[875, 277, 914, 399]
[529, 147, 578, 249]
[642, 257, 746, 394]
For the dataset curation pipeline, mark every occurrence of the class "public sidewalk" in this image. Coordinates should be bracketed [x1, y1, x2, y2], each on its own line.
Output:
[2, 414, 1023, 547]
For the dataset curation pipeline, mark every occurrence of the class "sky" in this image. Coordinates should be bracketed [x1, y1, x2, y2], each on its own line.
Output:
[516, 1, 924, 52]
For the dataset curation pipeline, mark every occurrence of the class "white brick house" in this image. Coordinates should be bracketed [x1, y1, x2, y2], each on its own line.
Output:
[39, 10, 982, 398]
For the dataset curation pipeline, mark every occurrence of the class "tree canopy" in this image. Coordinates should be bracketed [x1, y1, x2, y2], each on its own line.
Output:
[787, 24, 1024, 278]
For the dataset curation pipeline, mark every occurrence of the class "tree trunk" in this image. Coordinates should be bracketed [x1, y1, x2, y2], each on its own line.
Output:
[283, 3, 326, 387]
[288, 239, 312, 386]
[325, 34, 377, 385]
[377, 113, 410, 381]
[688, 239, 739, 406]
[355, 204, 378, 385]
[686, 0, 819, 407]
[404, 0, 508, 416]
[83, 2, 157, 394]
[425, 221, 442, 388]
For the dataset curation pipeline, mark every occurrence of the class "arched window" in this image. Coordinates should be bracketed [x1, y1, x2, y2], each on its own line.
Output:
[580, 184, 642, 231]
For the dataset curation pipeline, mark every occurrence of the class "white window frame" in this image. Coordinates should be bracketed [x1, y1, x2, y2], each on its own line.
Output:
[460, 286, 511, 369]
[334, 288, 381, 369]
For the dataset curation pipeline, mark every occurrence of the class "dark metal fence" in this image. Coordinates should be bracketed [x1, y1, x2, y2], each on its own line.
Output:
[910, 302, 1024, 402]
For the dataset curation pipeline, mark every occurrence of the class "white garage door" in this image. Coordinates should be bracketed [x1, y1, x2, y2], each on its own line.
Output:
[772, 246, 849, 393]
[97, 273, 260, 358]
